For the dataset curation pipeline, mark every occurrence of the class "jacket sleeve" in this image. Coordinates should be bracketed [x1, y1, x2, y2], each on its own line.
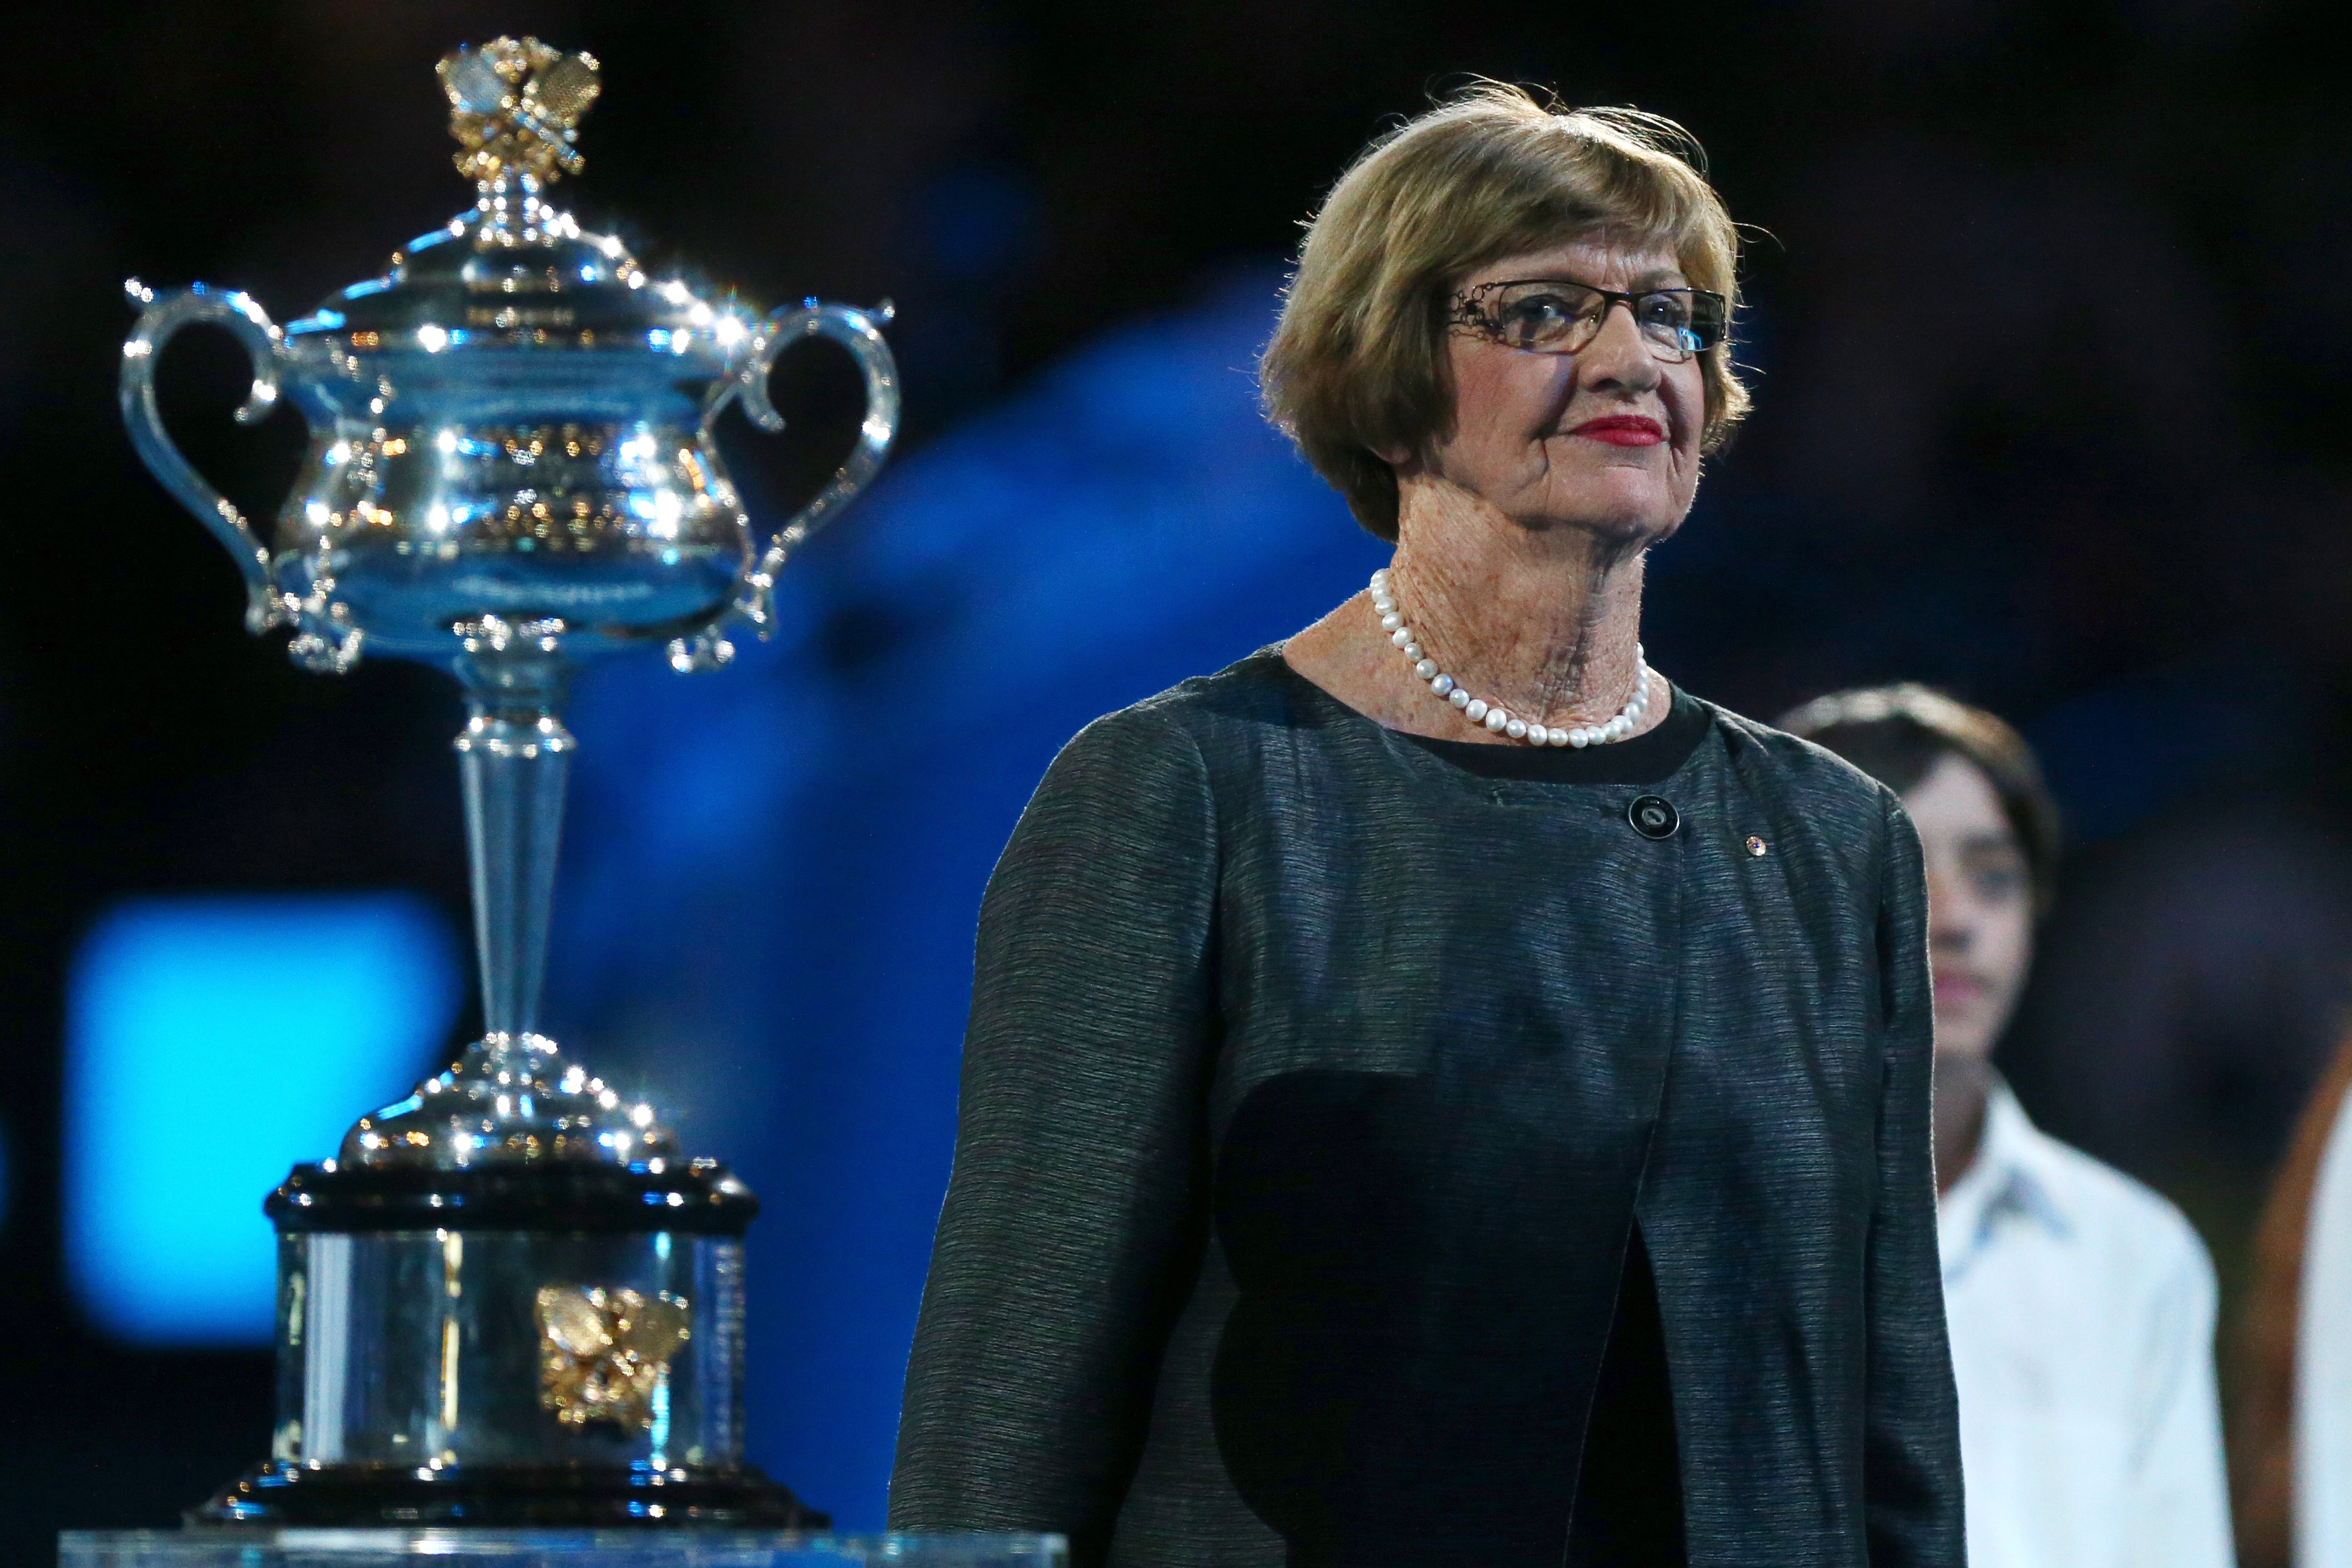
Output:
[1864, 792, 1968, 1566]
[888, 707, 1220, 1565]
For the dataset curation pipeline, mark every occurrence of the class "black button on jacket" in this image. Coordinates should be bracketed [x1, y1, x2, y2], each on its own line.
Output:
[890, 650, 1963, 1568]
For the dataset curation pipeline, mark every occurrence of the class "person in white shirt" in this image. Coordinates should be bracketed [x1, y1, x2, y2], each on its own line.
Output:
[1785, 685, 2235, 1568]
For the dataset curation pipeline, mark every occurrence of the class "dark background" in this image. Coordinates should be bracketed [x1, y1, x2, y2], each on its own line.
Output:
[7, 1, 2352, 1561]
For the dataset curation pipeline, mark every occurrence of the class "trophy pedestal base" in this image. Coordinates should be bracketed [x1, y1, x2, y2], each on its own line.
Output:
[60, 1530, 1067, 1566]
[190, 1460, 824, 1529]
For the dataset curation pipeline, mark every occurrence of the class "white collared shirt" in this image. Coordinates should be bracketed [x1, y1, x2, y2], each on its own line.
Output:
[1939, 1082, 2236, 1568]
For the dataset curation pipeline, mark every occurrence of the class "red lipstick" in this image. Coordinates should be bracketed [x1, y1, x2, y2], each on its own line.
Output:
[1570, 414, 1666, 446]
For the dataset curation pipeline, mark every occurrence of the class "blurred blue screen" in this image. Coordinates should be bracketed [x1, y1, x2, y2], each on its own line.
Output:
[66, 893, 463, 1344]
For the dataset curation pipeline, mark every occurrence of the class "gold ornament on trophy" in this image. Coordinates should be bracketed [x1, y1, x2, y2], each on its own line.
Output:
[536, 1285, 694, 1431]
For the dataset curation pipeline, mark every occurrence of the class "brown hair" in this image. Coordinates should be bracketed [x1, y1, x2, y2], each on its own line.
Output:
[1778, 684, 2064, 916]
[1260, 83, 1749, 542]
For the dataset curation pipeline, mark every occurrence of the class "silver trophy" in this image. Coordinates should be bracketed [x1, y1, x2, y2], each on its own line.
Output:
[118, 38, 897, 1528]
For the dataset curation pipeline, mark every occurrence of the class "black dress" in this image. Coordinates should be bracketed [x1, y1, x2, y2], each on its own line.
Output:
[889, 649, 1962, 1568]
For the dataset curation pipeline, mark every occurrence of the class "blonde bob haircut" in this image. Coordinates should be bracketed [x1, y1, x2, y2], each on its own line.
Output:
[1262, 84, 1749, 541]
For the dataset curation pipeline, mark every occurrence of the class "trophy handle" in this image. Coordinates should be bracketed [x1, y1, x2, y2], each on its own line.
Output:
[705, 301, 901, 642]
[119, 278, 292, 634]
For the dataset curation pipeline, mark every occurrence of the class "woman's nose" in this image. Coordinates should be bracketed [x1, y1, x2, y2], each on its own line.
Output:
[1576, 300, 1661, 391]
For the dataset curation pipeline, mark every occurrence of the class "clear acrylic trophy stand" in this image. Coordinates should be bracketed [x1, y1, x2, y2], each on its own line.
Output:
[59, 1534, 1066, 1566]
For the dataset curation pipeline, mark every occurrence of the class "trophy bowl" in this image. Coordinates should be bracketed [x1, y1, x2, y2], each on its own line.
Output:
[117, 37, 900, 1529]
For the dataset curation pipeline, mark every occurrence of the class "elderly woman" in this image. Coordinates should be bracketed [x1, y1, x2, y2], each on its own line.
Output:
[890, 86, 1963, 1568]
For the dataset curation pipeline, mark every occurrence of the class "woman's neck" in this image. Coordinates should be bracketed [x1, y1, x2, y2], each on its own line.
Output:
[1385, 474, 1654, 732]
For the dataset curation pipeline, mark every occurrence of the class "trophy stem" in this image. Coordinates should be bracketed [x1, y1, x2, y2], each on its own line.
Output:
[453, 652, 575, 1040]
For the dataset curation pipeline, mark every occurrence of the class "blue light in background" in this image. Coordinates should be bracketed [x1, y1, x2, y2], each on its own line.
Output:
[66, 893, 463, 1344]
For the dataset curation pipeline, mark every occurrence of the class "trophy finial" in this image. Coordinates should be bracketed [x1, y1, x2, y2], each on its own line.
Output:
[439, 37, 601, 186]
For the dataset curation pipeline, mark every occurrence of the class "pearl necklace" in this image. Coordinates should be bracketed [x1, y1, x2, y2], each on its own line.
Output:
[1371, 568, 1653, 748]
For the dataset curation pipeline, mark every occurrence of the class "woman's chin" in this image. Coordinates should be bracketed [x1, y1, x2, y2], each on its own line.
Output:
[1523, 470, 1687, 539]
[1518, 498, 1683, 546]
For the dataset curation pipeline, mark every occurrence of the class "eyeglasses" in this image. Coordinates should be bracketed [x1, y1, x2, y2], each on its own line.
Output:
[1449, 277, 1729, 362]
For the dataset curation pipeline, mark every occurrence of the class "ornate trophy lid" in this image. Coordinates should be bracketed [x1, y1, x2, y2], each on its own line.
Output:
[279, 38, 757, 376]
[268, 1032, 756, 1235]
[345, 1030, 676, 1169]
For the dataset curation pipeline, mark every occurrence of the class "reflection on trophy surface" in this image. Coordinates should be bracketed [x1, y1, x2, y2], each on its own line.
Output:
[116, 36, 897, 1530]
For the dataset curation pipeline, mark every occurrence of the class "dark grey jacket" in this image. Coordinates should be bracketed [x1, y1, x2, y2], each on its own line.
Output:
[891, 650, 1964, 1568]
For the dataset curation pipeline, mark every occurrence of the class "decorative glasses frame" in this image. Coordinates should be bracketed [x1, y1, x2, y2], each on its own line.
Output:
[1449, 277, 1729, 362]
